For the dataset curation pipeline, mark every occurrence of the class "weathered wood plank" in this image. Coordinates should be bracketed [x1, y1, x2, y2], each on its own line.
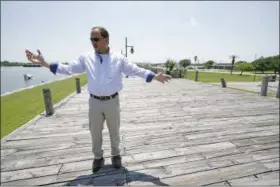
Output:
[204, 181, 230, 186]
[238, 142, 279, 153]
[252, 134, 280, 144]
[142, 154, 204, 169]
[1, 149, 17, 158]
[174, 142, 236, 156]
[59, 156, 135, 174]
[1, 164, 62, 183]
[158, 162, 270, 185]
[228, 171, 279, 185]
[251, 148, 279, 160]
[0, 175, 58, 186]
[259, 157, 279, 170]
[256, 171, 279, 180]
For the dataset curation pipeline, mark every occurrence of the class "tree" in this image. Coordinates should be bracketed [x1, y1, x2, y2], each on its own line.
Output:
[271, 60, 279, 74]
[179, 59, 191, 70]
[252, 56, 269, 73]
[229, 55, 239, 74]
[251, 55, 279, 74]
[235, 61, 247, 65]
[270, 56, 280, 74]
[204, 60, 215, 69]
[236, 63, 253, 75]
[165, 59, 176, 73]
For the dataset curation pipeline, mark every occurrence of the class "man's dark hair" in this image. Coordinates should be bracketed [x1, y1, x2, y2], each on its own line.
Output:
[92, 26, 109, 38]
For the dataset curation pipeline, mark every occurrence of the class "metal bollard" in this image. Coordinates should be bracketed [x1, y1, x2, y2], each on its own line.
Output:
[195, 71, 199, 82]
[43, 88, 54, 116]
[220, 78, 227, 88]
[260, 76, 269, 96]
[75, 78, 81, 93]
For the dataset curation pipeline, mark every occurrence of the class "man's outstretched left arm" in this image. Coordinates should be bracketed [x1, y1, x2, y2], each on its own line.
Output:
[120, 56, 171, 83]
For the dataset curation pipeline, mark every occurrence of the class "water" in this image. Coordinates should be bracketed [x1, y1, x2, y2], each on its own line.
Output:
[1, 67, 70, 94]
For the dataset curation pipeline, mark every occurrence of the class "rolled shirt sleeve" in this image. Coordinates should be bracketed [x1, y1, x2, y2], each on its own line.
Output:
[121, 56, 155, 82]
[49, 55, 85, 75]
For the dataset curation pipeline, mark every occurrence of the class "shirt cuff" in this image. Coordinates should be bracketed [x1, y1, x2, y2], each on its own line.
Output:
[50, 62, 58, 74]
[146, 73, 155, 83]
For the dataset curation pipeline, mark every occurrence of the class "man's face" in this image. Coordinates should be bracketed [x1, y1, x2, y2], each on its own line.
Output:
[90, 29, 108, 53]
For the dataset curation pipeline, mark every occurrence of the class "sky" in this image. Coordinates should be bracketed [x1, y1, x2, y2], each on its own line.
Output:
[1, 1, 279, 64]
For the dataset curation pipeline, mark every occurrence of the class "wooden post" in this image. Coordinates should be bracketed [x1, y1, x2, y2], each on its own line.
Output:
[220, 78, 227, 88]
[75, 78, 81, 93]
[276, 83, 279, 98]
[179, 69, 182, 78]
[260, 76, 269, 96]
[253, 74, 256, 81]
[195, 71, 199, 82]
[43, 88, 54, 116]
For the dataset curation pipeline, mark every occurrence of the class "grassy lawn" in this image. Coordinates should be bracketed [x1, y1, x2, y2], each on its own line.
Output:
[227, 87, 276, 98]
[184, 71, 263, 82]
[1, 73, 88, 139]
[209, 69, 276, 74]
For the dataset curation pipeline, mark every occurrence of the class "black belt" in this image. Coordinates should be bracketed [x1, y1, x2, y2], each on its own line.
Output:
[90, 92, 118, 101]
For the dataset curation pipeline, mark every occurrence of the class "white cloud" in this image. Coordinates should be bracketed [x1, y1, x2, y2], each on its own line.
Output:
[189, 17, 198, 27]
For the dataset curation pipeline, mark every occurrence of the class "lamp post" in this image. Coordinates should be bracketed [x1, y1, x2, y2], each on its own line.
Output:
[124, 37, 134, 78]
[125, 37, 134, 57]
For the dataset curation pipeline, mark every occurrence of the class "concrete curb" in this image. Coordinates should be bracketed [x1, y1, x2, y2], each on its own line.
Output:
[1, 85, 88, 143]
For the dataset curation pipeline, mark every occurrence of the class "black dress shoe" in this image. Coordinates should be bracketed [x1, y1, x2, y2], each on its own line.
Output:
[112, 155, 122, 169]
[92, 157, 104, 173]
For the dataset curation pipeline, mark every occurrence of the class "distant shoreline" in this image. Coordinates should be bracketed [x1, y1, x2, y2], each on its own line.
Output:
[1, 62, 68, 67]
[1, 64, 41, 67]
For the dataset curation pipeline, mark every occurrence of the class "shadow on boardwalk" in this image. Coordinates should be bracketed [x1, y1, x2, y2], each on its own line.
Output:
[63, 165, 169, 186]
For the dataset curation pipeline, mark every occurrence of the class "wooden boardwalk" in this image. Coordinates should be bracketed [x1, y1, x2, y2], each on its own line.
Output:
[1, 78, 279, 186]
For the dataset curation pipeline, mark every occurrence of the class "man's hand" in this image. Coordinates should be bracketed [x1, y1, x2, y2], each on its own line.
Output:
[25, 49, 49, 68]
[154, 72, 172, 83]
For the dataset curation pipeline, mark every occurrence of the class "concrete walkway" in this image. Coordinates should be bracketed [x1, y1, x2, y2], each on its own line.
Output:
[1, 78, 279, 186]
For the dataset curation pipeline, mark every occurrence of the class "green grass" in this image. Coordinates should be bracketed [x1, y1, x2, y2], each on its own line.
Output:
[184, 71, 263, 82]
[227, 87, 276, 98]
[212, 69, 276, 74]
[227, 87, 258, 94]
[1, 73, 88, 139]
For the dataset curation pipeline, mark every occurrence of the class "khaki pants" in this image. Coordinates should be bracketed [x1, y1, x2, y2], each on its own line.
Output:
[88, 95, 121, 159]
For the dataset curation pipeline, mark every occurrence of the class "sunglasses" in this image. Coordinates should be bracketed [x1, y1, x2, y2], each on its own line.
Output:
[90, 37, 103, 42]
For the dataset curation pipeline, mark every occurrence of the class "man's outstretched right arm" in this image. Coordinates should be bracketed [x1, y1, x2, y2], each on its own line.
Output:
[49, 56, 85, 75]
[25, 49, 85, 75]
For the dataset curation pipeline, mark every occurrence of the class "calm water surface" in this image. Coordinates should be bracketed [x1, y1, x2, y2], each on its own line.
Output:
[1, 67, 69, 94]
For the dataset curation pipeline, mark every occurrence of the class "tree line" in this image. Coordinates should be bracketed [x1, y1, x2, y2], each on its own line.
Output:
[1, 61, 69, 66]
[163, 54, 279, 75]
[1, 61, 26, 66]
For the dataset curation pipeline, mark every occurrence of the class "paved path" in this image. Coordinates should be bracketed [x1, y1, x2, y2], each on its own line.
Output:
[1, 78, 279, 186]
